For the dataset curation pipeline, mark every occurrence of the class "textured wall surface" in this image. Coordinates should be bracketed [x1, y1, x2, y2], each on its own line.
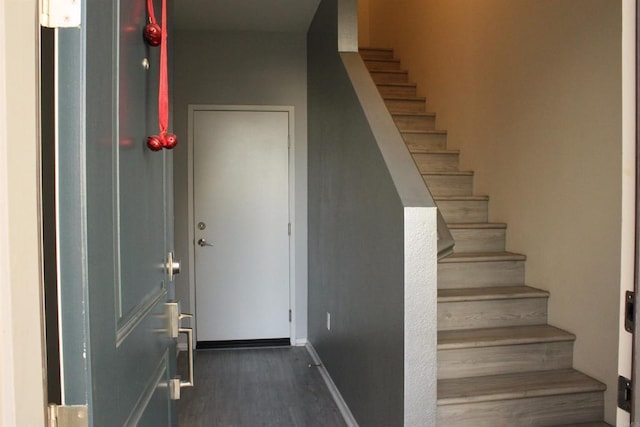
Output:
[308, 0, 437, 424]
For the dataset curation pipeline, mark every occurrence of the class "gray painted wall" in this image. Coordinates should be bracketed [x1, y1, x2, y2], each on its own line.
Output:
[308, 1, 406, 424]
[173, 31, 308, 341]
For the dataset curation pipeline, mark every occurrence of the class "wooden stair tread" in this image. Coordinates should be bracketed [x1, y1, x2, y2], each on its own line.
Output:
[392, 111, 435, 117]
[435, 195, 489, 202]
[438, 325, 575, 350]
[447, 222, 507, 229]
[383, 95, 426, 102]
[410, 149, 459, 155]
[365, 58, 400, 64]
[440, 251, 526, 263]
[401, 129, 446, 134]
[438, 285, 549, 302]
[551, 423, 611, 427]
[422, 171, 473, 176]
[376, 82, 416, 88]
[359, 47, 393, 52]
[369, 69, 408, 74]
[437, 369, 606, 406]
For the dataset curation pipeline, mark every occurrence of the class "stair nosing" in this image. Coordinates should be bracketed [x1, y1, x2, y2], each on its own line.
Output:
[437, 369, 606, 406]
[438, 285, 549, 302]
[359, 47, 393, 52]
[434, 195, 489, 201]
[384, 96, 426, 102]
[437, 325, 576, 350]
[447, 222, 507, 229]
[439, 251, 526, 263]
[369, 69, 408, 74]
[392, 111, 436, 117]
[411, 149, 460, 155]
[376, 82, 417, 88]
[364, 58, 401, 63]
[401, 129, 446, 134]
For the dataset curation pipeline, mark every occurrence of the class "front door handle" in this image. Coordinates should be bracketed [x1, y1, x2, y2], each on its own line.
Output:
[165, 301, 194, 400]
[197, 238, 213, 247]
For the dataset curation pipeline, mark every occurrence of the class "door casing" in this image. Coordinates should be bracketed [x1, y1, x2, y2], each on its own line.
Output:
[187, 104, 297, 347]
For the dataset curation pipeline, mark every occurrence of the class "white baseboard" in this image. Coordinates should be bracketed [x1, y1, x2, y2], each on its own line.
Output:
[305, 343, 359, 427]
[294, 338, 308, 346]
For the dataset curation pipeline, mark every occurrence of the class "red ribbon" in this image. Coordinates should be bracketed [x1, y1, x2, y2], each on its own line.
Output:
[147, 0, 157, 24]
[145, 0, 176, 150]
[158, 0, 168, 137]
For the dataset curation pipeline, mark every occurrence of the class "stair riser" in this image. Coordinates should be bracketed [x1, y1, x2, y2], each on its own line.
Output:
[438, 297, 547, 331]
[393, 115, 436, 131]
[437, 392, 604, 427]
[364, 60, 401, 71]
[384, 99, 425, 113]
[371, 71, 409, 84]
[423, 175, 473, 196]
[359, 49, 394, 60]
[403, 132, 446, 150]
[438, 260, 525, 288]
[385, 99, 425, 113]
[451, 228, 506, 253]
[377, 85, 417, 97]
[413, 153, 459, 172]
[438, 341, 573, 379]
[437, 199, 488, 223]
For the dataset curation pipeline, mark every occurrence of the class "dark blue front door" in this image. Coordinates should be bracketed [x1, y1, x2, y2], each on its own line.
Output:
[56, 1, 177, 425]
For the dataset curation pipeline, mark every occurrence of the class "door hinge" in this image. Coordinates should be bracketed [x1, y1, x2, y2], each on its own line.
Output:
[40, 0, 82, 28]
[618, 375, 632, 413]
[288, 223, 291, 236]
[289, 309, 292, 322]
[625, 291, 635, 332]
[48, 404, 88, 427]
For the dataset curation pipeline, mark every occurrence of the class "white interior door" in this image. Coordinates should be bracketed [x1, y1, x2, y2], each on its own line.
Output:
[193, 109, 290, 344]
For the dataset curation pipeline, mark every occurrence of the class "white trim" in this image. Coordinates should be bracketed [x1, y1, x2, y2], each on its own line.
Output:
[305, 343, 358, 427]
[293, 338, 307, 347]
[0, 0, 17, 424]
[618, 1, 636, 425]
[187, 104, 297, 346]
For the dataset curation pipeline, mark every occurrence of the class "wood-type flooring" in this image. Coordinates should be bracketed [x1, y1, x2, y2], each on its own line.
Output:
[177, 347, 347, 427]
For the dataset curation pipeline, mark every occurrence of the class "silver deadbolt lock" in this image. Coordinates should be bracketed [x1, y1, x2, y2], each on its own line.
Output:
[197, 222, 206, 230]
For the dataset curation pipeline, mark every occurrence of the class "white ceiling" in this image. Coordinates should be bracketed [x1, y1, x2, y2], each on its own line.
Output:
[174, 0, 322, 32]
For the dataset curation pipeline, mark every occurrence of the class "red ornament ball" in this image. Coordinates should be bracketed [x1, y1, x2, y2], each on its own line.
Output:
[147, 135, 164, 151]
[143, 23, 162, 47]
[163, 133, 178, 149]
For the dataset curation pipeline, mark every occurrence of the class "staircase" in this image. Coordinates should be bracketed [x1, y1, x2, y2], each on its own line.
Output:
[359, 47, 609, 427]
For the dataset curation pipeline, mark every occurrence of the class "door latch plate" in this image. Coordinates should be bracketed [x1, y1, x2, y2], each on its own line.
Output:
[618, 375, 632, 413]
[625, 291, 634, 333]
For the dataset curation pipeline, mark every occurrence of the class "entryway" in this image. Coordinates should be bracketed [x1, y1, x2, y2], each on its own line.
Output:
[189, 106, 294, 346]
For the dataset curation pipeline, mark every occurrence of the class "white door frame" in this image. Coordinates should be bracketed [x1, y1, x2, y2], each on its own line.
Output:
[1, 0, 47, 424]
[187, 104, 296, 346]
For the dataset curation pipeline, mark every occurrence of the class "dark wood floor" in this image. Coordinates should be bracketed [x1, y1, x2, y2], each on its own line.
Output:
[177, 347, 348, 427]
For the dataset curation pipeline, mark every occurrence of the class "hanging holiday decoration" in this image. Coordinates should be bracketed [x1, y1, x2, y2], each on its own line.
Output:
[143, 23, 162, 46]
[144, 0, 178, 151]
